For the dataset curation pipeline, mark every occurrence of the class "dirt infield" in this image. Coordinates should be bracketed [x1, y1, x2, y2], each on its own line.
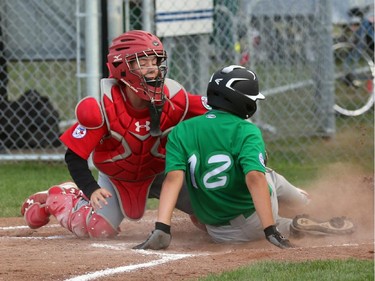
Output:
[1, 165, 374, 281]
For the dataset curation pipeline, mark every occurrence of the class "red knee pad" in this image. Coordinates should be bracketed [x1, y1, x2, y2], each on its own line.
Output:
[24, 203, 50, 229]
[87, 213, 119, 238]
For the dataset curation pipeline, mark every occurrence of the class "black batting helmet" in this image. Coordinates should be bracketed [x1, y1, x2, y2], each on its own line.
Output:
[207, 65, 265, 119]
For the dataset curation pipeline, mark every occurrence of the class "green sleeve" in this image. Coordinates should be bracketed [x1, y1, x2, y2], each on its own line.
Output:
[165, 127, 186, 174]
[238, 124, 266, 174]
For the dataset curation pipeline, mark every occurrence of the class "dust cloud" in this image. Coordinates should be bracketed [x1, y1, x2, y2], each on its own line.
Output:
[292, 162, 374, 242]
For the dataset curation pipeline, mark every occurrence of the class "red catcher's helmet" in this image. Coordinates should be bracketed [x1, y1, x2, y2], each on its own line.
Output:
[107, 30, 167, 103]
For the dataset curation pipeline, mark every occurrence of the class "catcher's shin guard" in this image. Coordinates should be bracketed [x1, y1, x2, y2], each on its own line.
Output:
[45, 184, 118, 238]
[69, 203, 92, 238]
[46, 183, 90, 236]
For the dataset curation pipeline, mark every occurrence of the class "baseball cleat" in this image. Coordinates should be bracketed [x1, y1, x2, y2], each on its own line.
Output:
[290, 214, 355, 236]
[21, 191, 50, 229]
[21, 191, 48, 216]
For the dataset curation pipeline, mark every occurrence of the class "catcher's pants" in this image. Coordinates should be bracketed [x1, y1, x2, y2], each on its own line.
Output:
[95, 172, 193, 230]
[205, 179, 294, 243]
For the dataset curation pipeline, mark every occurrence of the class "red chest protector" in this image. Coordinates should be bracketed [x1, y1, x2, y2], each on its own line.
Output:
[92, 78, 189, 219]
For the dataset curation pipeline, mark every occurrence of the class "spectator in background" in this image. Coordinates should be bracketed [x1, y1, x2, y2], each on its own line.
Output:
[238, 29, 266, 66]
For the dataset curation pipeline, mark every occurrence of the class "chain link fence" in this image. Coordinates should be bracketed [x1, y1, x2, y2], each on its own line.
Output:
[0, 0, 86, 160]
[0, 0, 373, 167]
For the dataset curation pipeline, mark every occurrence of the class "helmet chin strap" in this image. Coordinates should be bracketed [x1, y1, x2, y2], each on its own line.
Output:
[145, 74, 166, 137]
[148, 99, 164, 137]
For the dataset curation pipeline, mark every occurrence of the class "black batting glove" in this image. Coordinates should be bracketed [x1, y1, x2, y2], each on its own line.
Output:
[264, 225, 293, 249]
[133, 222, 172, 250]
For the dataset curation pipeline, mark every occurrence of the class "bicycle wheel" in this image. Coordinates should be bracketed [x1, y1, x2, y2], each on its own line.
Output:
[333, 42, 374, 116]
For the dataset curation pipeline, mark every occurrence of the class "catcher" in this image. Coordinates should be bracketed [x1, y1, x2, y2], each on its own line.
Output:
[20, 30, 210, 238]
[134, 65, 355, 250]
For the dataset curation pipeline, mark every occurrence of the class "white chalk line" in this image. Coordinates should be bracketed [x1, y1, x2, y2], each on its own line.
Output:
[0, 235, 73, 240]
[309, 242, 374, 248]
[91, 242, 132, 250]
[64, 240, 374, 281]
[0, 217, 184, 231]
[0, 224, 71, 240]
[0, 224, 60, 230]
[64, 248, 199, 281]
[0, 224, 72, 240]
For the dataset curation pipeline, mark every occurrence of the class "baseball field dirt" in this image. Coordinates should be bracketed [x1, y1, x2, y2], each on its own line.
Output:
[1, 165, 373, 281]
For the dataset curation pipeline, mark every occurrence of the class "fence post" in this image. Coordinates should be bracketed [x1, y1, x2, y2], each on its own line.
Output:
[85, 0, 101, 99]
[0, 13, 7, 103]
[315, 0, 335, 137]
[142, 0, 153, 32]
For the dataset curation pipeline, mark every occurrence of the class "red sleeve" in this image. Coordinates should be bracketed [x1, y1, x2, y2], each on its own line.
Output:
[60, 122, 108, 160]
[184, 93, 210, 120]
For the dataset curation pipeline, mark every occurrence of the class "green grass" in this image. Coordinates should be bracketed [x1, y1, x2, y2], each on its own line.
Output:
[196, 259, 374, 281]
[0, 162, 73, 217]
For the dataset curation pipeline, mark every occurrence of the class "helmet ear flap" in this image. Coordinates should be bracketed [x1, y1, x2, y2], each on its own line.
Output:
[245, 101, 257, 119]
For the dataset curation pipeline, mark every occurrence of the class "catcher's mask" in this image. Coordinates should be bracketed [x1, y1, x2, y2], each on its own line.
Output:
[107, 30, 168, 104]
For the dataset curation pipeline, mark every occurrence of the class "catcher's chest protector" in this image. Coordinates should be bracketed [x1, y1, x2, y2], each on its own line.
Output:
[93, 79, 189, 218]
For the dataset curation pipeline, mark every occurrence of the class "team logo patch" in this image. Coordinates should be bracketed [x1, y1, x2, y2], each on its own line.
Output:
[113, 54, 122, 62]
[201, 96, 212, 110]
[259, 152, 265, 167]
[135, 121, 151, 132]
[72, 124, 87, 139]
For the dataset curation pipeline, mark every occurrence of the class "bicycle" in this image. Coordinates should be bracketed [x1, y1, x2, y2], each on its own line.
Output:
[332, 6, 374, 117]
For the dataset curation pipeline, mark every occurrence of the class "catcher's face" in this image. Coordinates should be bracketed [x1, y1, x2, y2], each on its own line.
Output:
[126, 55, 167, 103]
[130, 56, 159, 79]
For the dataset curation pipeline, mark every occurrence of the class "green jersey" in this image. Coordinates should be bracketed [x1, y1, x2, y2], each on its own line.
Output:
[166, 110, 267, 225]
